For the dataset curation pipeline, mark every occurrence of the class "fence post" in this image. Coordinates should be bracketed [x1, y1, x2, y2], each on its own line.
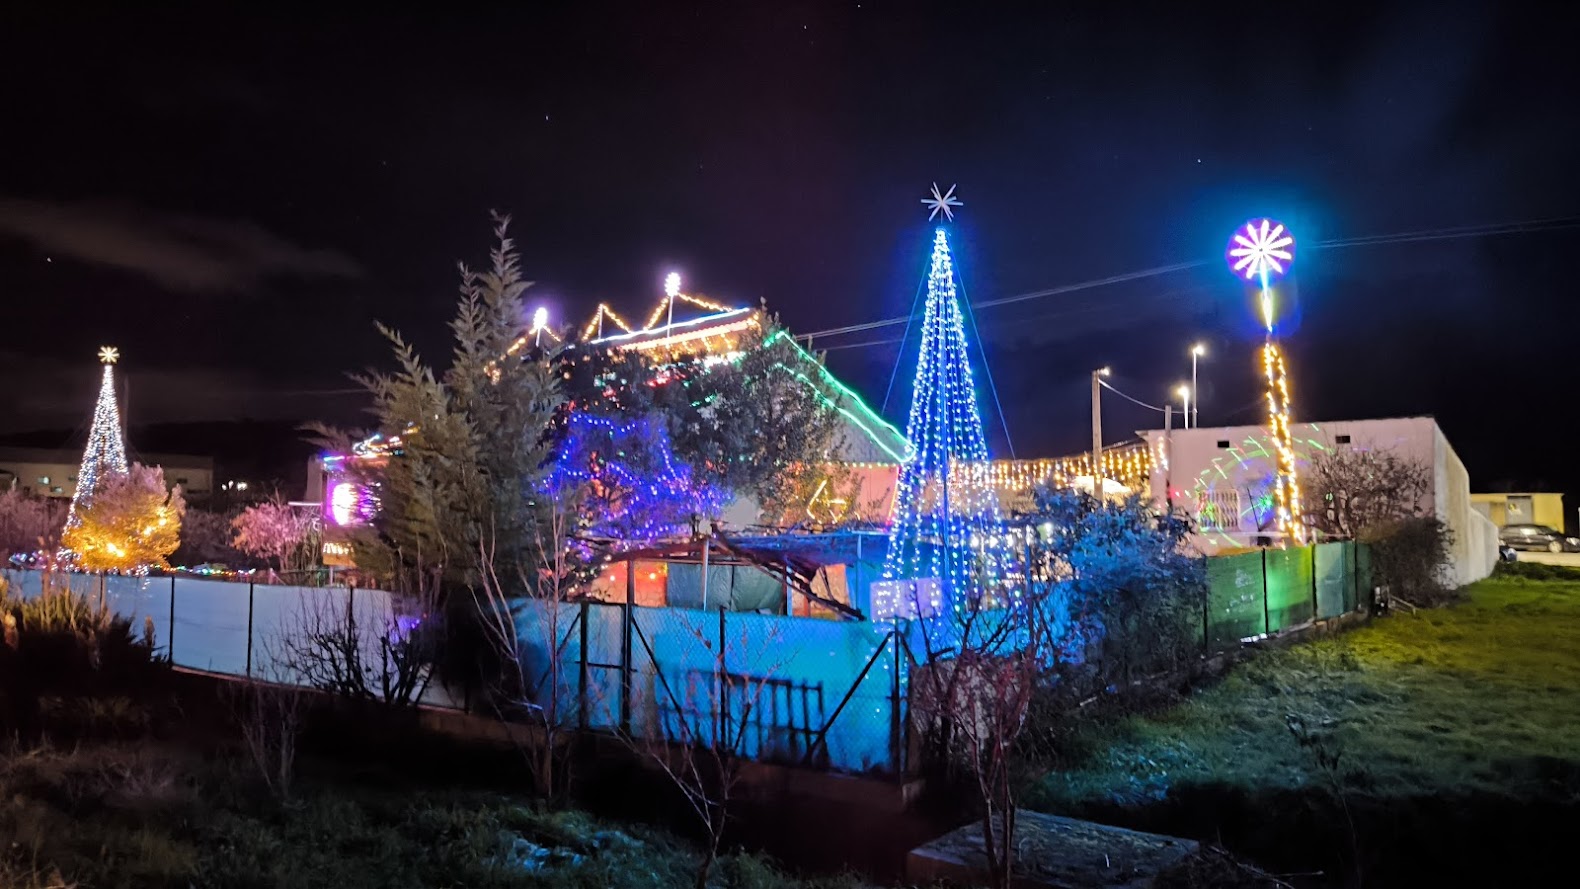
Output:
[1352, 541, 1362, 613]
[1310, 544, 1320, 622]
[717, 606, 728, 749]
[620, 560, 634, 734]
[889, 629, 903, 776]
[1261, 548, 1271, 637]
[245, 580, 256, 676]
[168, 574, 177, 664]
[1202, 581, 1211, 652]
[98, 573, 107, 612]
[578, 600, 590, 730]
[347, 583, 356, 626]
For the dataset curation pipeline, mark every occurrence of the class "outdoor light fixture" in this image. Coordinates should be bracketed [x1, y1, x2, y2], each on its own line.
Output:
[1227, 218, 1301, 543]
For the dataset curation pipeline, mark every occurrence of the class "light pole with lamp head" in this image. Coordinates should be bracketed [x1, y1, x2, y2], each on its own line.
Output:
[1176, 384, 1191, 433]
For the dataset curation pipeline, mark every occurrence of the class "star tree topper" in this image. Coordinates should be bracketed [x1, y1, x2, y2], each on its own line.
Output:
[921, 182, 962, 221]
[98, 346, 119, 364]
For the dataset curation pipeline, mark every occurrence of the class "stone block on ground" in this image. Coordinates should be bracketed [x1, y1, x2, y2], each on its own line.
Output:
[906, 809, 1200, 888]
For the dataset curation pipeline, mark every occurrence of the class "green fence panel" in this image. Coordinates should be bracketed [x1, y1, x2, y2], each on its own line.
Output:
[1351, 543, 1371, 612]
[1206, 551, 1267, 649]
[1313, 542, 1350, 620]
[1265, 546, 1315, 632]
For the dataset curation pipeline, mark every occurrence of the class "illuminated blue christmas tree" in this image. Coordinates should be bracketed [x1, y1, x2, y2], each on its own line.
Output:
[880, 191, 1008, 615]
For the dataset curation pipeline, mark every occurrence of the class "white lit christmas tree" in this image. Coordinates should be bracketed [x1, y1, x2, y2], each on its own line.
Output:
[879, 186, 1008, 616]
[64, 346, 131, 528]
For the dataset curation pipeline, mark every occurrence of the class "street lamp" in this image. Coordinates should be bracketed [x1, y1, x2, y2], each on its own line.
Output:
[1190, 343, 1206, 428]
[1176, 384, 1191, 430]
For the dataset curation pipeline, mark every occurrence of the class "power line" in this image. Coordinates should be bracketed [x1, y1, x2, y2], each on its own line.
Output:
[795, 214, 1580, 343]
[1099, 379, 1167, 413]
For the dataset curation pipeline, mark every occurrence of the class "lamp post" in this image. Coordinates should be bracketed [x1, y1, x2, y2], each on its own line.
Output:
[1190, 343, 1206, 428]
[1176, 385, 1191, 432]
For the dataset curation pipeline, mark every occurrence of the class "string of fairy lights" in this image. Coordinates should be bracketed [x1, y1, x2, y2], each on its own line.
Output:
[1227, 219, 1303, 543]
[878, 207, 1013, 619]
[63, 346, 130, 530]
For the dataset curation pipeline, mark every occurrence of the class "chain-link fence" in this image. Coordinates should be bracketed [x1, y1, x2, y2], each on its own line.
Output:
[513, 598, 908, 775]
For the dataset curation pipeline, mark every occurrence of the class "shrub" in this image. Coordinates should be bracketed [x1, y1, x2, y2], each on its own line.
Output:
[0, 584, 166, 739]
[1361, 516, 1455, 605]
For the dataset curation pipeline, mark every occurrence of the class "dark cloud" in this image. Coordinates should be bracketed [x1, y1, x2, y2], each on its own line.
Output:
[0, 349, 362, 436]
[0, 198, 362, 293]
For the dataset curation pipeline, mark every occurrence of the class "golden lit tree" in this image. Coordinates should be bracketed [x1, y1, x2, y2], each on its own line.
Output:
[61, 463, 185, 572]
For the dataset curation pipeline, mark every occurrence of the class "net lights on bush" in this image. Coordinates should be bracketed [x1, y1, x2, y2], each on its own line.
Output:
[880, 191, 1011, 618]
[1226, 218, 1303, 544]
[550, 412, 726, 542]
[64, 346, 131, 530]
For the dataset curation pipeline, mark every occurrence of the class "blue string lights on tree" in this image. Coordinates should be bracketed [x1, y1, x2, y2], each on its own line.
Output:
[64, 346, 130, 531]
[549, 412, 725, 543]
[878, 185, 1010, 618]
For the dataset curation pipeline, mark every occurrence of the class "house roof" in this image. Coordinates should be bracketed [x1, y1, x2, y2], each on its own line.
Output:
[764, 330, 912, 464]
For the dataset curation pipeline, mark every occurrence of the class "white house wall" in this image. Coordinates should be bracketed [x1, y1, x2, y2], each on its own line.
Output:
[1145, 416, 1494, 586]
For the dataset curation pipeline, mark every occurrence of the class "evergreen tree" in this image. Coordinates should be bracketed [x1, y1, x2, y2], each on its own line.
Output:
[355, 214, 562, 592]
[556, 316, 843, 529]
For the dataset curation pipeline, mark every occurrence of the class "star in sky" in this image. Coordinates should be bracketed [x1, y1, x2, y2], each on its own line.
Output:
[921, 182, 962, 221]
[98, 346, 120, 364]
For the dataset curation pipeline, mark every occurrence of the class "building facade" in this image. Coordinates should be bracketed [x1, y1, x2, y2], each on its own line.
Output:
[1470, 492, 1567, 533]
[1142, 416, 1497, 588]
[0, 446, 213, 500]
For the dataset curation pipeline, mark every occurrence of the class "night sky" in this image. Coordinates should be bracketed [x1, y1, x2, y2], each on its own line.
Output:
[2, 4, 1578, 503]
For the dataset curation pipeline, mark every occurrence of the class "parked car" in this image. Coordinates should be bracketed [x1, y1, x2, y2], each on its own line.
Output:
[1498, 523, 1580, 553]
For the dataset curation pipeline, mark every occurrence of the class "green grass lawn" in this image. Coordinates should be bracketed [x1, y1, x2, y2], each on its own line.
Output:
[1024, 571, 1580, 886]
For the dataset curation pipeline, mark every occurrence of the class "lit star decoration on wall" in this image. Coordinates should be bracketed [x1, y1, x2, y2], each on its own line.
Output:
[880, 192, 1010, 619]
[920, 183, 963, 222]
[64, 347, 131, 533]
[1226, 218, 1303, 544]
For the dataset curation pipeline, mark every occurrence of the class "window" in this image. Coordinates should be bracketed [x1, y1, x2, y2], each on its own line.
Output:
[1198, 489, 1242, 532]
[176, 477, 188, 485]
[38, 476, 50, 485]
[1336, 434, 1352, 445]
[50, 486, 62, 494]
[1216, 440, 1231, 448]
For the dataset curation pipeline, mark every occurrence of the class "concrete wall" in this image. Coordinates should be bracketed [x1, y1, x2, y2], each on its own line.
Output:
[1434, 427, 1497, 587]
[1144, 416, 1494, 586]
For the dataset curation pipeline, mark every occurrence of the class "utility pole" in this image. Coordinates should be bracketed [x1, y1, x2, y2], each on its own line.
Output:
[1163, 403, 1173, 509]
[1190, 343, 1206, 428]
[1091, 367, 1108, 503]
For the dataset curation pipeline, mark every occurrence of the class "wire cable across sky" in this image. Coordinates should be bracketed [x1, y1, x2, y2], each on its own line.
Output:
[795, 214, 1580, 344]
